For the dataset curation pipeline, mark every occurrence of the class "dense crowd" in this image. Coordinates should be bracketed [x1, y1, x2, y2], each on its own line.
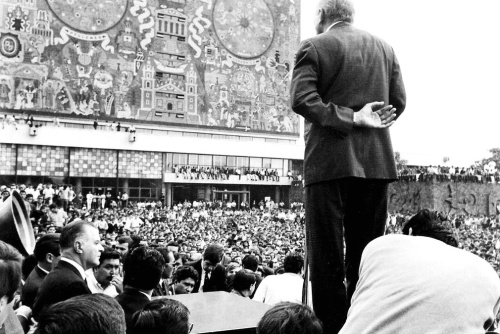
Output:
[386, 211, 500, 275]
[2, 181, 500, 334]
[397, 164, 500, 183]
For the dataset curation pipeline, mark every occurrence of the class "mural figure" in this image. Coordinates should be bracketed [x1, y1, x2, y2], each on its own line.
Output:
[0, 0, 301, 134]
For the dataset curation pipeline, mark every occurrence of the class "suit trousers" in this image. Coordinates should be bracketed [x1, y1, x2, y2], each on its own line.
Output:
[305, 178, 389, 334]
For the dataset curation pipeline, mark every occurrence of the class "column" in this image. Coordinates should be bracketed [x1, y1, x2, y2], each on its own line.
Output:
[242, 186, 248, 203]
[121, 179, 129, 195]
[204, 185, 211, 201]
[74, 178, 82, 195]
[165, 183, 172, 209]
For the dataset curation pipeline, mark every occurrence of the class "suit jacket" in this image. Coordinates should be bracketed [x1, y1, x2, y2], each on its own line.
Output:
[291, 22, 406, 186]
[115, 288, 150, 333]
[21, 266, 47, 309]
[187, 259, 227, 293]
[32, 260, 91, 320]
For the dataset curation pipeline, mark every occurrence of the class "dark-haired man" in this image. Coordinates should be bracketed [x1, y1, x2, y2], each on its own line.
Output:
[115, 246, 165, 332]
[253, 253, 304, 305]
[340, 209, 500, 334]
[33, 221, 103, 320]
[115, 236, 133, 256]
[170, 265, 199, 295]
[87, 248, 122, 297]
[36, 293, 126, 334]
[187, 244, 227, 293]
[22, 233, 61, 308]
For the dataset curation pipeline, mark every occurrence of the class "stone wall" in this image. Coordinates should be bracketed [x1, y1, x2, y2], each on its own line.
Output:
[388, 180, 500, 216]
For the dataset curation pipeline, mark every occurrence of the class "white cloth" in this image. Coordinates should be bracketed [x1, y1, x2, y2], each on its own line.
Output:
[340, 234, 500, 334]
[253, 273, 303, 305]
[85, 271, 118, 297]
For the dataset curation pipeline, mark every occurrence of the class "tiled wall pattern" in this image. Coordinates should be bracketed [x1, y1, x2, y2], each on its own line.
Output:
[119, 151, 163, 179]
[0, 144, 16, 175]
[17, 146, 69, 177]
[70, 148, 117, 178]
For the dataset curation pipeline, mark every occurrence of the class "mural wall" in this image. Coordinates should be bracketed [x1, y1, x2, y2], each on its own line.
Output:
[0, 0, 301, 134]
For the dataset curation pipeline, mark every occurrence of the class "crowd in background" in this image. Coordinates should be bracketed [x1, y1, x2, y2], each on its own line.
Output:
[397, 164, 500, 183]
[2, 181, 500, 274]
[386, 211, 500, 275]
[1, 181, 500, 333]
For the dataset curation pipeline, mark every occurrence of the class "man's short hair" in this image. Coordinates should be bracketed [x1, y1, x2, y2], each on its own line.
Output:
[283, 253, 304, 274]
[173, 265, 199, 283]
[33, 233, 61, 263]
[49, 203, 57, 210]
[131, 299, 190, 334]
[99, 247, 121, 266]
[36, 294, 126, 334]
[233, 270, 256, 292]
[403, 209, 458, 247]
[257, 302, 323, 334]
[117, 236, 133, 246]
[0, 241, 22, 302]
[123, 246, 165, 290]
[242, 254, 259, 272]
[60, 221, 93, 250]
[203, 244, 224, 264]
[318, 0, 355, 23]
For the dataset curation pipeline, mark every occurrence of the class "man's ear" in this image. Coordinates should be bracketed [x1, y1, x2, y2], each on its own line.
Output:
[46, 253, 54, 264]
[74, 239, 83, 254]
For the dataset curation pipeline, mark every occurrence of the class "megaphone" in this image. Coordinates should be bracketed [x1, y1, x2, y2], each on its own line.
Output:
[0, 191, 35, 256]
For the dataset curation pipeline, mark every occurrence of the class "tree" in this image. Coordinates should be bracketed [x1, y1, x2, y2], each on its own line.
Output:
[394, 151, 407, 169]
[481, 148, 500, 168]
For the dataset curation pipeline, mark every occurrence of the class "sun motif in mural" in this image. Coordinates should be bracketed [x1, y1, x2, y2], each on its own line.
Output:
[46, 0, 128, 33]
[212, 0, 275, 59]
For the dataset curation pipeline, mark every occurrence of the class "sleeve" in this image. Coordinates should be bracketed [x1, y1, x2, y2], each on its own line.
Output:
[290, 40, 354, 138]
[389, 52, 406, 119]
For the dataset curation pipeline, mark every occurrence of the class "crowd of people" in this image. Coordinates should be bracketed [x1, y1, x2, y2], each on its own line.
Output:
[0, 180, 500, 333]
[173, 165, 289, 182]
[397, 164, 500, 183]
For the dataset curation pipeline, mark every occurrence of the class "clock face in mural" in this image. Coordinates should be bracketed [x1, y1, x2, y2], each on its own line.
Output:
[46, 0, 128, 33]
[212, 0, 275, 59]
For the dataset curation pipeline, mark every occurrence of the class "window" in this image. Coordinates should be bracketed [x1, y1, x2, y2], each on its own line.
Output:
[172, 153, 188, 166]
[188, 154, 198, 165]
[213, 155, 226, 167]
[167, 102, 173, 110]
[198, 155, 212, 167]
[250, 157, 262, 169]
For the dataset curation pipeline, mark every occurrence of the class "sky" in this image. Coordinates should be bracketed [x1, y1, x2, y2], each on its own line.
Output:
[300, 0, 500, 167]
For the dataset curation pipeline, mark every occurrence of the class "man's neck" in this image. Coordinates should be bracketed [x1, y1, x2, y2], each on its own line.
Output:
[61, 252, 86, 270]
[38, 262, 52, 273]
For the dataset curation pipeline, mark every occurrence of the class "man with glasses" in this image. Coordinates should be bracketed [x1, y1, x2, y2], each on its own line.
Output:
[187, 244, 227, 293]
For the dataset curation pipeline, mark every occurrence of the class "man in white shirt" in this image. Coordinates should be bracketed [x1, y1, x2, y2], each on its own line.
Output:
[86, 248, 122, 297]
[42, 183, 55, 205]
[340, 209, 500, 334]
[253, 253, 304, 305]
[33, 221, 104, 320]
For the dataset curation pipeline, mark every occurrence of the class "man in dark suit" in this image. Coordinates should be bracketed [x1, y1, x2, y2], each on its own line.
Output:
[32, 221, 104, 320]
[115, 246, 165, 333]
[187, 244, 226, 293]
[291, 0, 406, 333]
[21, 233, 60, 308]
